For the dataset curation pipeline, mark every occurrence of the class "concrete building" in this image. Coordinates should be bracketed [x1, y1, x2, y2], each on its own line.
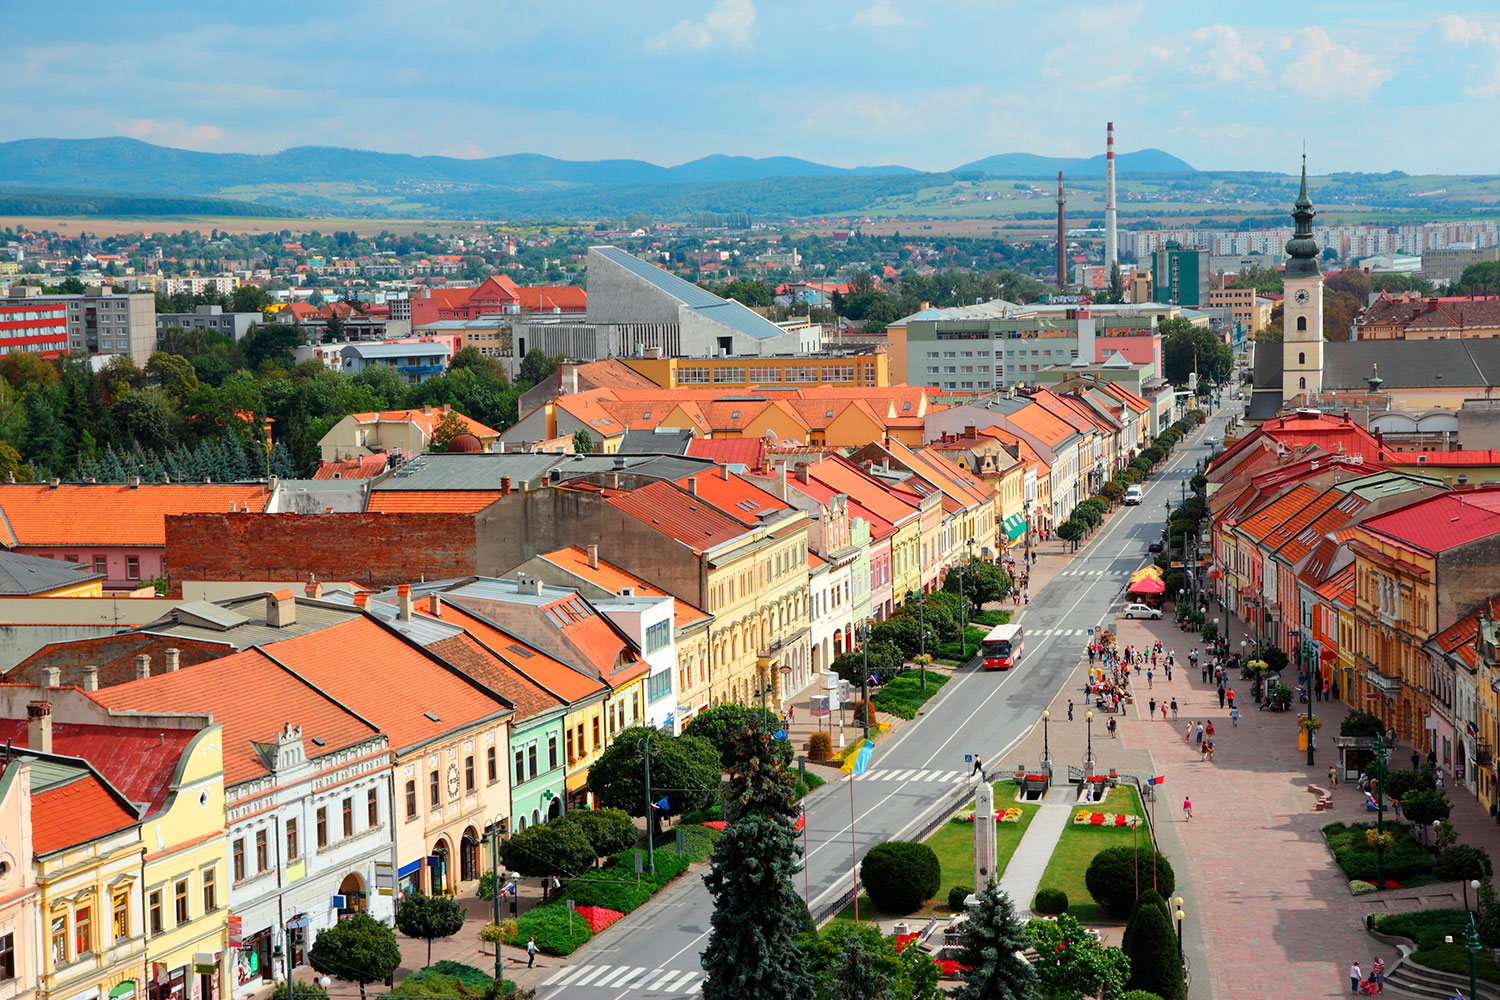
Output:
[339, 341, 451, 384]
[1421, 247, 1500, 287]
[1152, 245, 1210, 307]
[0, 297, 67, 359]
[156, 305, 262, 343]
[318, 406, 499, 462]
[3, 285, 154, 363]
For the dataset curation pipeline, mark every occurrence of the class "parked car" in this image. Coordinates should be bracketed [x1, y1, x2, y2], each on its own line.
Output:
[1147, 540, 1164, 553]
[1123, 485, 1144, 505]
[1123, 603, 1162, 620]
[1204, 435, 1219, 447]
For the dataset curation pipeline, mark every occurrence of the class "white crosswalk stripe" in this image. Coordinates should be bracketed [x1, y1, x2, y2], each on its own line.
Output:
[571, 966, 611, 986]
[540, 965, 701, 994]
[598, 967, 645, 987]
[860, 769, 966, 784]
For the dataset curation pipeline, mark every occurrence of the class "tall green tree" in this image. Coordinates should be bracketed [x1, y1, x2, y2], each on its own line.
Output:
[22, 392, 69, 477]
[586, 726, 720, 832]
[942, 562, 1012, 614]
[1025, 913, 1130, 1000]
[1106, 263, 1124, 305]
[307, 913, 402, 1000]
[951, 880, 1037, 1000]
[393, 890, 467, 965]
[725, 725, 798, 818]
[517, 349, 561, 388]
[1159, 317, 1232, 388]
[572, 428, 594, 454]
[1120, 890, 1183, 1000]
[828, 935, 894, 1000]
[701, 813, 813, 1000]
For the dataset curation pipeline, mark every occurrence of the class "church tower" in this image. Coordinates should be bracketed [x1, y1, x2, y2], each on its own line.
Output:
[1282, 155, 1324, 402]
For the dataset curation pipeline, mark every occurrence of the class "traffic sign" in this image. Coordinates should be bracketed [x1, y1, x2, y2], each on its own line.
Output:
[964, 753, 974, 763]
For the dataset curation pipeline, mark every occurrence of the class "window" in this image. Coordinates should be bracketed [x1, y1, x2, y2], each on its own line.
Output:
[632, 692, 640, 722]
[342, 797, 353, 838]
[92, 555, 106, 575]
[316, 807, 328, 848]
[1298, 351, 1306, 364]
[174, 880, 188, 924]
[112, 891, 130, 940]
[232, 840, 245, 881]
[405, 780, 417, 819]
[514, 750, 525, 785]
[1299, 377, 1307, 389]
[566, 728, 575, 763]
[528, 744, 538, 779]
[592, 717, 601, 747]
[125, 556, 140, 580]
[429, 770, 440, 808]
[548, 735, 559, 770]
[464, 755, 475, 793]
[286, 818, 300, 860]
[645, 620, 671, 654]
[202, 869, 216, 912]
[1297, 316, 1307, 331]
[148, 891, 163, 936]
[255, 830, 268, 872]
[0, 932, 13, 981]
[74, 906, 91, 956]
[51, 915, 66, 965]
[368, 787, 379, 827]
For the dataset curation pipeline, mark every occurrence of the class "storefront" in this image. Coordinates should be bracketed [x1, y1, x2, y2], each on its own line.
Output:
[147, 963, 188, 1000]
[235, 930, 271, 989]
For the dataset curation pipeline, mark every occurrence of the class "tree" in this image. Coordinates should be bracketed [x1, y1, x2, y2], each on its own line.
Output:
[430, 409, 472, 452]
[942, 561, 1012, 614]
[394, 890, 467, 965]
[1340, 711, 1383, 738]
[22, 392, 69, 477]
[830, 640, 902, 684]
[586, 726, 720, 832]
[1159, 318, 1232, 388]
[1106, 262, 1124, 305]
[862, 841, 941, 913]
[145, 352, 201, 402]
[684, 704, 789, 767]
[717, 279, 774, 308]
[950, 880, 1037, 1000]
[498, 820, 596, 880]
[726, 725, 799, 819]
[1457, 261, 1500, 296]
[556, 807, 639, 859]
[572, 428, 594, 454]
[0, 441, 33, 483]
[1085, 846, 1175, 919]
[828, 935, 894, 1000]
[517, 349, 561, 388]
[323, 316, 347, 343]
[230, 284, 271, 314]
[0, 352, 59, 392]
[307, 913, 402, 1000]
[1226, 264, 1283, 295]
[701, 813, 813, 1000]
[448, 346, 508, 381]
[1120, 890, 1183, 1000]
[1056, 520, 1085, 549]
[1025, 912, 1131, 1000]
[242, 323, 304, 370]
[1400, 787, 1452, 836]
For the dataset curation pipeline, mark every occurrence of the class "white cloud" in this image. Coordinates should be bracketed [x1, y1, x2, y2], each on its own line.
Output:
[1436, 14, 1500, 99]
[117, 118, 226, 149]
[646, 0, 756, 52]
[1186, 25, 1267, 83]
[1062, 2, 1142, 35]
[1281, 27, 1392, 100]
[850, 1, 912, 29]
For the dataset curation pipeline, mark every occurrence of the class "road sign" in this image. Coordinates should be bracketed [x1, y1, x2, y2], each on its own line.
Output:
[1087, 628, 1095, 635]
[852, 739, 875, 776]
[964, 754, 974, 764]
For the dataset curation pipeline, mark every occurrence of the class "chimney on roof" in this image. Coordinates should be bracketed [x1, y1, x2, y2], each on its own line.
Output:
[305, 574, 322, 599]
[587, 544, 599, 569]
[81, 665, 99, 692]
[47, 477, 58, 490]
[128, 475, 140, 489]
[613, 456, 628, 469]
[353, 592, 369, 608]
[795, 462, 810, 484]
[500, 477, 511, 493]
[41, 668, 59, 690]
[26, 701, 51, 755]
[965, 425, 976, 438]
[267, 590, 297, 627]
[516, 573, 544, 597]
[427, 593, 442, 617]
[720, 463, 730, 481]
[687, 477, 698, 496]
[776, 463, 789, 500]
[423, 405, 433, 415]
[398, 584, 413, 621]
[135, 654, 150, 680]
[164, 647, 180, 672]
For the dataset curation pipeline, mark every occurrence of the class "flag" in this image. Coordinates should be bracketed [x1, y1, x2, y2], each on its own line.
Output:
[795, 806, 806, 832]
[1148, 775, 1165, 786]
[651, 796, 669, 811]
[852, 739, 876, 777]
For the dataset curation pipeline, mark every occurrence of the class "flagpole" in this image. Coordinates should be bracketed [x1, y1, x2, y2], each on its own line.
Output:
[801, 806, 810, 907]
[849, 773, 859, 923]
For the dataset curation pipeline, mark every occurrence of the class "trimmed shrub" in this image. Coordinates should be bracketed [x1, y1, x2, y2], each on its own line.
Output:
[948, 884, 973, 911]
[1032, 887, 1068, 915]
[861, 840, 942, 914]
[1350, 880, 1377, 894]
[809, 731, 833, 760]
[1085, 845, 1176, 919]
[559, 808, 639, 859]
[1121, 889, 1184, 1000]
[515, 899, 592, 956]
[1434, 844, 1493, 882]
[1120, 992, 1167, 1000]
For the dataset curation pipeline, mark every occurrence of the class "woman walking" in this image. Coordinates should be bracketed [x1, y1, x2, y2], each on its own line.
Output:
[1183, 795, 1192, 821]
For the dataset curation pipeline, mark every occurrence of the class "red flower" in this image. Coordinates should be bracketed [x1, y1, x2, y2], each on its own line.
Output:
[1090, 814, 1104, 825]
[573, 905, 624, 933]
[1384, 879, 1402, 890]
[701, 820, 728, 831]
[895, 933, 918, 953]
[1114, 815, 1128, 827]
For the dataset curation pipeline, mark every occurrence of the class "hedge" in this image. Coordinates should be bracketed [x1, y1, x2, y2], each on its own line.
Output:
[1323, 822, 1434, 883]
[1086, 846, 1176, 918]
[515, 899, 592, 956]
[861, 841, 941, 913]
[1033, 887, 1068, 914]
[948, 885, 973, 910]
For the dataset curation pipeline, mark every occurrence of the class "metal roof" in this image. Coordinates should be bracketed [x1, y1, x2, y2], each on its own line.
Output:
[0, 550, 105, 595]
[591, 246, 791, 341]
[319, 590, 468, 646]
[374, 453, 564, 491]
[143, 597, 361, 648]
[342, 342, 448, 359]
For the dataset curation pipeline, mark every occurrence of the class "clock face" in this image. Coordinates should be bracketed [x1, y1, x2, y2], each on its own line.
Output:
[446, 763, 460, 797]
[1293, 288, 1311, 305]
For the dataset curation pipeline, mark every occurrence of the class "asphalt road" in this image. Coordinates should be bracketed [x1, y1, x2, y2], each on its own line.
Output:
[539, 404, 1230, 999]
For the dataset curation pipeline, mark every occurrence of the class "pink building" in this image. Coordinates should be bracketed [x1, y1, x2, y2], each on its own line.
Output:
[0, 759, 40, 1000]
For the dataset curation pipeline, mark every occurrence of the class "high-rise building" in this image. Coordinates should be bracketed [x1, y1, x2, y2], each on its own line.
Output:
[4, 285, 155, 363]
[1151, 245, 1210, 307]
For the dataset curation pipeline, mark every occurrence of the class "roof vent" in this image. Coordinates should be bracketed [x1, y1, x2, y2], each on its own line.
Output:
[424, 710, 440, 722]
[614, 456, 628, 469]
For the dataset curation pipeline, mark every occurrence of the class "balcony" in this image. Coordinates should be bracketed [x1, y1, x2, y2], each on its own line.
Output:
[1475, 739, 1493, 767]
[1365, 668, 1401, 697]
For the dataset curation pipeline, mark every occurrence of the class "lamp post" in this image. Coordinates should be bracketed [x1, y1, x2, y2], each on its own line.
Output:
[1465, 878, 1481, 914]
[1173, 896, 1185, 957]
[910, 588, 927, 691]
[1372, 733, 1388, 889]
[1443, 914, 1483, 1000]
[1024, 499, 1032, 567]
[1304, 637, 1316, 767]
[483, 813, 509, 987]
[1085, 709, 1094, 775]
[640, 731, 657, 875]
[859, 622, 872, 739]
[1041, 710, 1051, 769]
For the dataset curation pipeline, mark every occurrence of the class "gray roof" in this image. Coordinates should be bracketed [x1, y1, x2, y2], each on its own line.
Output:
[591, 246, 791, 341]
[1323, 339, 1500, 390]
[342, 342, 448, 360]
[375, 453, 565, 491]
[894, 299, 1030, 325]
[139, 595, 362, 648]
[1246, 389, 1285, 422]
[615, 429, 694, 455]
[0, 550, 105, 595]
[445, 577, 582, 608]
[319, 590, 466, 646]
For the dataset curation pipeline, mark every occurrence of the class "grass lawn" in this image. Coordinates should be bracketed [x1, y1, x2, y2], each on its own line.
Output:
[1036, 785, 1147, 926]
[1379, 910, 1500, 983]
[834, 782, 1039, 921]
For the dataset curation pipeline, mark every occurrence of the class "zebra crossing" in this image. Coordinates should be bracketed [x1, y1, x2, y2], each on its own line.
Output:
[856, 768, 970, 784]
[1026, 627, 1091, 639]
[1055, 567, 1127, 578]
[539, 964, 703, 994]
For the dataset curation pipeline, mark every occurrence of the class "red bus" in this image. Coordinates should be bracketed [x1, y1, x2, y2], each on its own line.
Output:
[981, 623, 1023, 670]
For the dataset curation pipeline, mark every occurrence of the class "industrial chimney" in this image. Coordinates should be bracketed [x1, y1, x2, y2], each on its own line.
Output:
[1105, 121, 1118, 275]
[1055, 172, 1067, 288]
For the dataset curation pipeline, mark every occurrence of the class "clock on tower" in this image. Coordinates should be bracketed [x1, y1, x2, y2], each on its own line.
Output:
[1281, 154, 1324, 403]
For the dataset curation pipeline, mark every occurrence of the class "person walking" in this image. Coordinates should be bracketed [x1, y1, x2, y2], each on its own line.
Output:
[1195, 722, 1204, 745]
[971, 754, 984, 776]
[527, 937, 539, 969]
[1183, 795, 1192, 821]
[1146, 668, 1153, 688]
[1227, 688, 1235, 709]
[1218, 687, 1226, 709]
[1170, 698, 1179, 720]
[1329, 764, 1339, 788]
[1107, 717, 1117, 738]
[1371, 955, 1385, 993]
[1230, 706, 1239, 725]
[1205, 720, 1215, 739]
[1184, 721, 1193, 743]
[788, 703, 796, 725]
[1160, 702, 1168, 721]
[1350, 961, 1361, 994]
[1149, 698, 1157, 718]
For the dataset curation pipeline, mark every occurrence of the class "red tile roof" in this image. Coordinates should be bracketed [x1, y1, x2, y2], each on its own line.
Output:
[538, 546, 707, 627]
[428, 635, 565, 721]
[425, 601, 606, 704]
[31, 771, 138, 854]
[0, 717, 195, 813]
[91, 648, 381, 786]
[315, 452, 408, 480]
[672, 471, 788, 526]
[348, 407, 498, 440]
[366, 490, 508, 513]
[1358, 488, 1500, 554]
[0, 484, 269, 547]
[1237, 485, 1321, 543]
[603, 481, 748, 553]
[685, 438, 766, 469]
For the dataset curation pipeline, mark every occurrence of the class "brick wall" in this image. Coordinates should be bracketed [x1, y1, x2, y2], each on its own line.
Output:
[165, 512, 483, 589]
[7, 634, 230, 688]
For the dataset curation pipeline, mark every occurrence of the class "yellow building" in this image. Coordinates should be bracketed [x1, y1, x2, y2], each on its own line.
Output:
[0, 553, 106, 598]
[619, 352, 888, 390]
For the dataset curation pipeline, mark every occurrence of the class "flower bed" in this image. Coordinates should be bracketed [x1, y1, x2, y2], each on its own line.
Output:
[700, 820, 728, 831]
[573, 906, 624, 934]
[894, 933, 919, 953]
[1073, 810, 1138, 827]
[958, 807, 1024, 824]
[936, 959, 974, 978]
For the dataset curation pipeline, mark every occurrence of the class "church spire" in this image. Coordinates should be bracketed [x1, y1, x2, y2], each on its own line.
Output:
[1285, 153, 1321, 279]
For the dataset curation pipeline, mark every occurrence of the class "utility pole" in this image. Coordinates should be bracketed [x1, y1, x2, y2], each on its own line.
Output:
[859, 623, 871, 739]
[488, 825, 504, 988]
[642, 733, 656, 875]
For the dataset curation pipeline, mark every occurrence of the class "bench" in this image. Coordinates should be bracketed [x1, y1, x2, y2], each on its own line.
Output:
[1307, 784, 1334, 811]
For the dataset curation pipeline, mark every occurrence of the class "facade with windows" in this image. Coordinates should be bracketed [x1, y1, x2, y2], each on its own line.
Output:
[0, 759, 39, 1000]
[3, 287, 156, 364]
[593, 595, 677, 733]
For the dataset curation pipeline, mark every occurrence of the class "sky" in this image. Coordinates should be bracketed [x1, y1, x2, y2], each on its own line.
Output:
[3, 0, 1500, 175]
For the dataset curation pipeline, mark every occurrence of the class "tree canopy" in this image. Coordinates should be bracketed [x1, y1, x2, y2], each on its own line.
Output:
[1159, 317, 1233, 388]
[307, 913, 402, 1000]
[585, 726, 721, 829]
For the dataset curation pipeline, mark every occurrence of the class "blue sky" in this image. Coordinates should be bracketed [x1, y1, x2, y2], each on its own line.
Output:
[3, 0, 1499, 174]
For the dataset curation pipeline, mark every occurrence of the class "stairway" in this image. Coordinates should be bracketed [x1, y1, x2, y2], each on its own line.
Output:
[1383, 955, 1500, 1000]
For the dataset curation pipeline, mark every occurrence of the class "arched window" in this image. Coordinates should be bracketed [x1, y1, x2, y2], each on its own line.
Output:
[1297, 316, 1307, 331]
[1298, 352, 1306, 365]
[1299, 377, 1307, 390]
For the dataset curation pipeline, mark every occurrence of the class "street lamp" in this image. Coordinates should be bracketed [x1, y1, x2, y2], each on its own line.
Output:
[1465, 878, 1481, 914]
[482, 814, 510, 987]
[1443, 914, 1484, 1000]
[859, 622, 872, 739]
[909, 588, 927, 691]
[1372, 733, 1389, 888]
[1041, 710, 1051, 768]
[1173, 897, 1185, 957]
[1305, 640, 1316, 767]
[1085, 709, 1094, 775]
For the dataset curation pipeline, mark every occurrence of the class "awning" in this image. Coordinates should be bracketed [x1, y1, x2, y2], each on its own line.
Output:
[1130, 566, 1163, 585]
[1004, 513, 1026, 542]
[396, 859, 422, 879]
[109, 984, 136, 999]
[1129, 577, 1166, 595]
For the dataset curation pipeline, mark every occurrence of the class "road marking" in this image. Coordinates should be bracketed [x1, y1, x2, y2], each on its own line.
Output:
[660, 971, 700, 992]
[617, 968, 656, 988]
[598, 967, 644, 987]
[571, 966, 611, 986]
[646, 970, 681, 990]
[541, 968, 573, 986]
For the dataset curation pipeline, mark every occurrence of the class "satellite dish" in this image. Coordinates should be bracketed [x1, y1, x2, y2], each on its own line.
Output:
[765, 428, 779, 443]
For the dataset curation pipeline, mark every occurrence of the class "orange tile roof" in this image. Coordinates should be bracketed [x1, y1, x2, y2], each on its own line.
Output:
[538, 546, 708, 627]
[518, 286, 587, 312]
[350, 407, 499, 440]
[673, 471, 788, 526]
[0, 484, 269, 547]
[1315, 563, 1356, 606]
[428, 634, 565, 721]
[92, 647, 381, 786]
[424, 601, 606, 704]
[806, 457, 920, 526]
[255, 617, 508, 751]
[1237, 485, 1320, 543]
[603, 481, 749, 553]
[1006, 404, 1077, 449]
[0, 716, 195, 813]
[31, 771, 137, 854]
[366, 490, 509, 514]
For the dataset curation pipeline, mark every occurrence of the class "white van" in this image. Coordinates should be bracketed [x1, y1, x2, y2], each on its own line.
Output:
[1123, 485, 1144, 505]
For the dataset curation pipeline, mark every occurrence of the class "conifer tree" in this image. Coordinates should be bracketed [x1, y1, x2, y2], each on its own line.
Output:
[827, 935, 894, 1000]
[98, 448, 128, 483]
[269, 440, 296, 478]
[701, 813, 813, 1000]
[950, 880, 1037, 1000]
[220, 428, 250, 481]
[1121, 889, 1184, 1000]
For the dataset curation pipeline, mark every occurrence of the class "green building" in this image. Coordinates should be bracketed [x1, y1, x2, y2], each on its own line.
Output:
[1152, 245, 1210, 307]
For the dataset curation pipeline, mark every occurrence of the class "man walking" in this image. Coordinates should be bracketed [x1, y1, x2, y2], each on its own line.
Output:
[1195, 722, 1205, 746]
[1170, 698, 1179, 720]
[1218, 687, 1226, 709]
[1068, 700, 1074, 721]
[1149, 698, 1157, 718]
[1371, 955, 1385, 993]
[971, 754, 984, 776]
